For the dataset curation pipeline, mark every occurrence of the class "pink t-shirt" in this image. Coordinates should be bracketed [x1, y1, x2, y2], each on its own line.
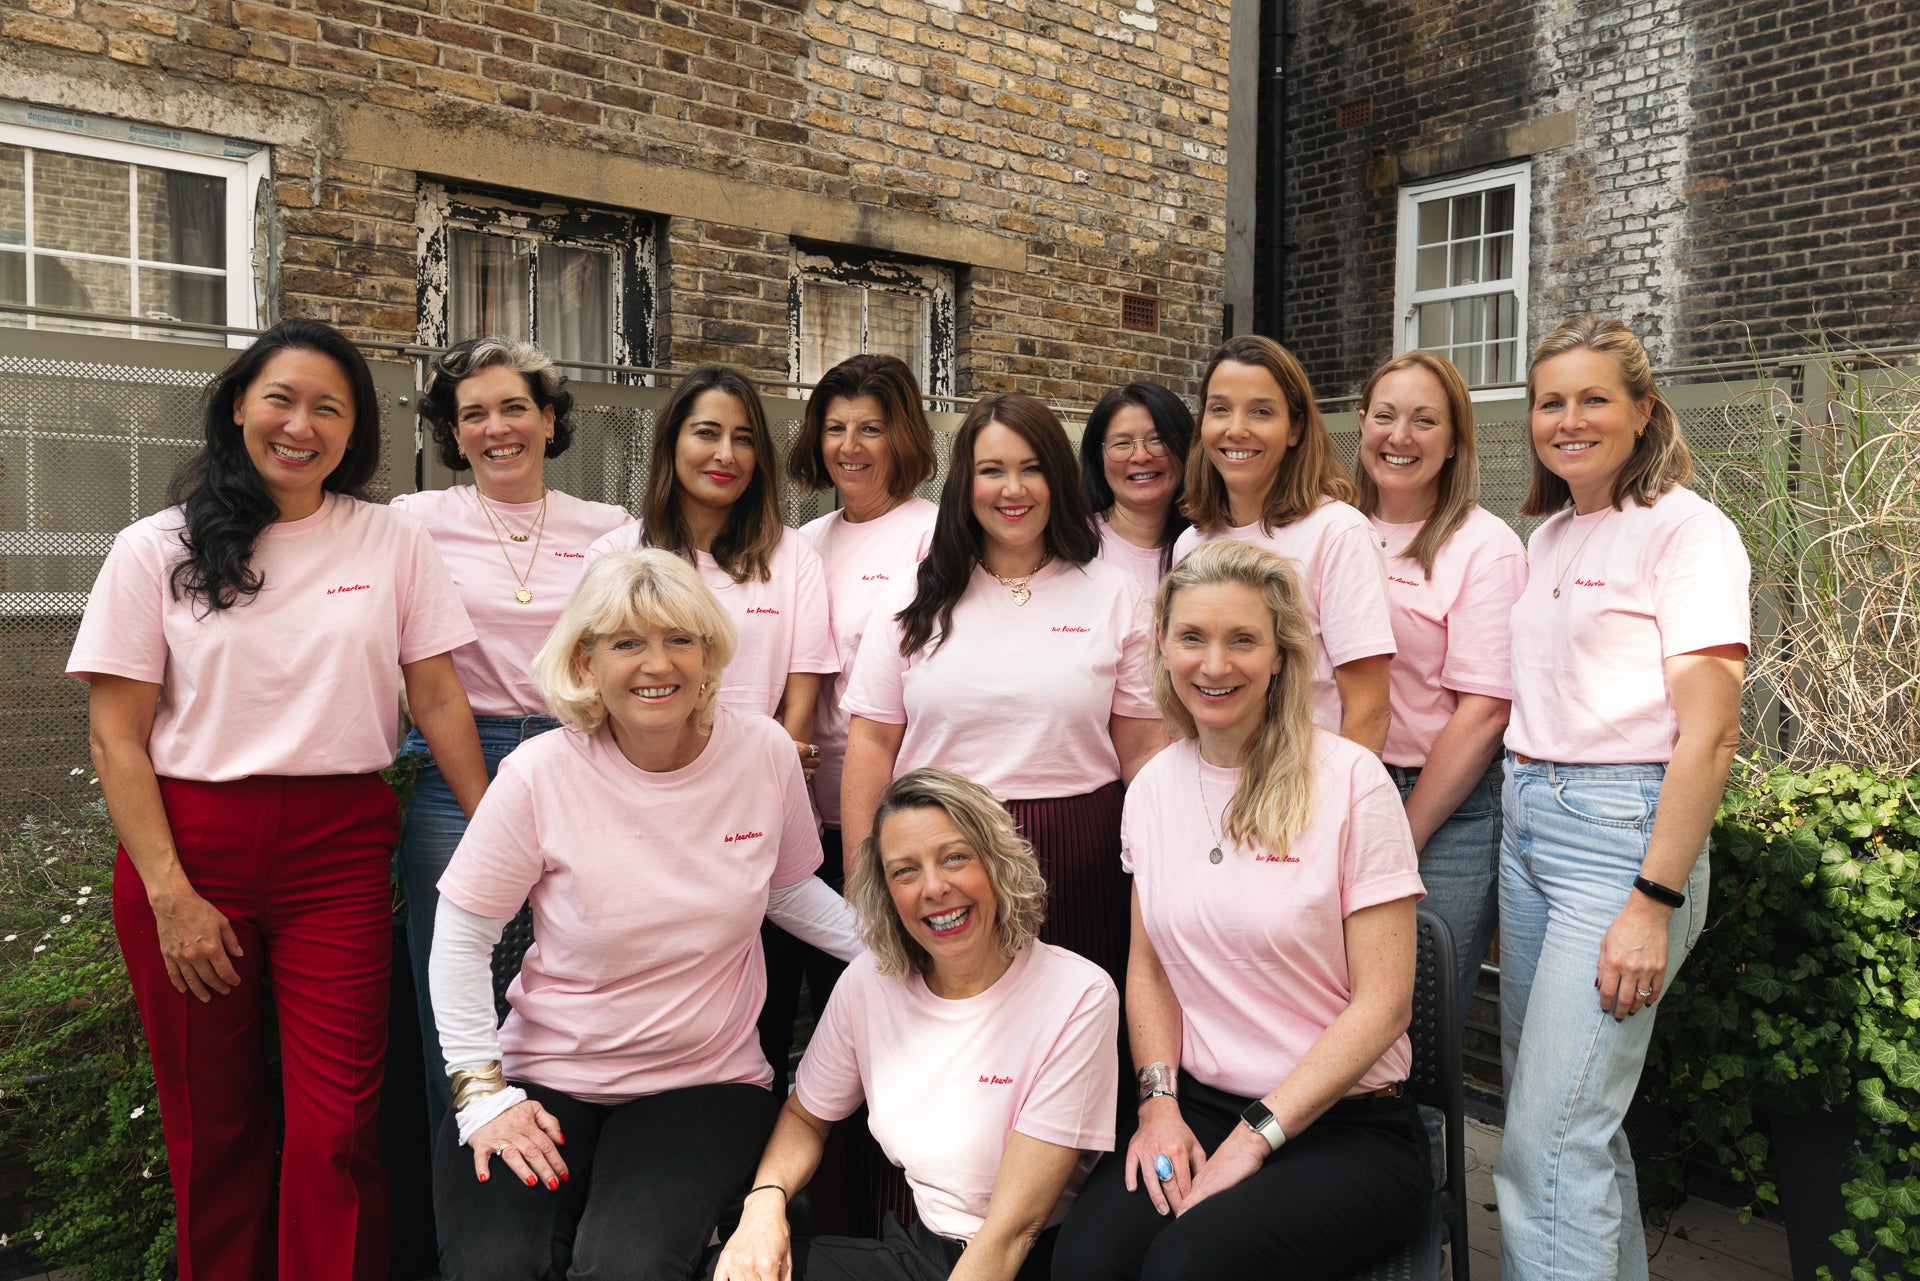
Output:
[389, 486, 634, 717]
[436, 706, 823, 1102]
[1173, 501, 1395, 733]
[587, 522, 837, 719]
[799, 498, 939, 827]
[1095, 513, 1168, 602]
[1507, 488, 1750, 764]
[1122, 734, 1425, 1100]
[1369, 507, 1527, 768]
[66, 494, 475, 781]
[796, 943, 1119, 1242]
[842, 558, 1158, 800]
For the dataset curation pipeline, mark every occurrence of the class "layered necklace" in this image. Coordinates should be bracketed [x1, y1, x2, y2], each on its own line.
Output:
[981, 549, 1052, 606]
[476, 487, 549, 604]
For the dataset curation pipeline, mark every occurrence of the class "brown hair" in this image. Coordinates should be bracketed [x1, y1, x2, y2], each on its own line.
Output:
[1354, 349, 1481, 578]
[1184, 334, 1355, 534]
[1520, 315, 1692, 516]
[787, 353, 938, 500]
[641, 364, 785, 583]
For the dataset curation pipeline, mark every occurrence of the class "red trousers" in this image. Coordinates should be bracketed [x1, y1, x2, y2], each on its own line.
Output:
[114, 773, 400, 1281]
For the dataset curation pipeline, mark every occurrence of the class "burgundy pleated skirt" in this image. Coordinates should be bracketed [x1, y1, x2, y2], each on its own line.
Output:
[1005, 779, 1130, 990]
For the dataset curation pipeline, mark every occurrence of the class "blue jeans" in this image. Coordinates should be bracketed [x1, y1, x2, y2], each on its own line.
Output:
[394, 713, 559, 1145]
[1389, 759, 1501, 1033]
[1493, 757, 1710, 1281]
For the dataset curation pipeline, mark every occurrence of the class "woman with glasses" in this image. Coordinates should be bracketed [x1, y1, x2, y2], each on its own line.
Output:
[1078, 383, 1196, 599]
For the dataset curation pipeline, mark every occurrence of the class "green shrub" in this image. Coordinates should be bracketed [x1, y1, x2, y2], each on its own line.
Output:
[1651, 763, 1920, 1280]
[0, 777, 176, 1279]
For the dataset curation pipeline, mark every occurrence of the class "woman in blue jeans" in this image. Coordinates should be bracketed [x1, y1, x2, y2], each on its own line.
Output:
[1498, 316, 1749, 1280]
[1354, 349, 1527, 1026]
[390, 337, 634, 1139]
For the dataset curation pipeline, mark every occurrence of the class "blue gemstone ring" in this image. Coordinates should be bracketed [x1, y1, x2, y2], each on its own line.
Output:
[1154, 1153, 1173, 1182]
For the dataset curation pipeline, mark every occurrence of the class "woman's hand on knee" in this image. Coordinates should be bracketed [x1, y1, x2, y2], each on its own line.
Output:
[150, 889, 244, 1002]
[1125, 1099, 1206, 1217]
[468, 1100, 568, 1189]
[714, 1201, 792, 1281]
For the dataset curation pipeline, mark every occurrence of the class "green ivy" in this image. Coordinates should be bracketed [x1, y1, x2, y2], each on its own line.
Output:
[1650, 763, 1920, 1280]
[0, 782, 176, 1278]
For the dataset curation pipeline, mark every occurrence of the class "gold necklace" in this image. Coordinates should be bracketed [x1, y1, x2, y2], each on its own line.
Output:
[476, 489, 549, 604]
[1550, 508, 1612, 599]
[980, 549, 1052, 606]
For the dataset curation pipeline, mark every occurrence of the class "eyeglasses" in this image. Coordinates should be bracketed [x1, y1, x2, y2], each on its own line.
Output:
[1102, 434, 1170, 459]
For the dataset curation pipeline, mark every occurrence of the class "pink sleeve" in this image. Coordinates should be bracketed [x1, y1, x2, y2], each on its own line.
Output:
[840, 594, 909, 725]
[1337, 759, 1425, 917]
[396, 523, 479, 665]
[1110, 580, 1158, 719]
[794, 965, 870, 1123]
[68, 526, 170, 684]
[1316, 524, 1397, 668]
[788, 536, 839, 676]
[1012, 972, 1120, 1152]
[436, 753, 546, 918]
[1652, 508, 1751, 658]
[1438, 547, 1527, 701]
[770, 736, 826, 889]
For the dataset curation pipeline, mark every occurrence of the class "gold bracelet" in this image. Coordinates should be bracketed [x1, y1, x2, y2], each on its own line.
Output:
[450, 1062, 507, 1112]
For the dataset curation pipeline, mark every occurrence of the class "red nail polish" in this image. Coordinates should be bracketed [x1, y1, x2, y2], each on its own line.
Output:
[547, 1177, 558, 1190]
[525, 1174, 536, 1186]
[478, 1172, 488, 1183]
[560, 1171, 569, 1183]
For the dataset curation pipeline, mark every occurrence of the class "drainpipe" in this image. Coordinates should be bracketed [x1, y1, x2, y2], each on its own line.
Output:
[1266, 0, 1289, 342]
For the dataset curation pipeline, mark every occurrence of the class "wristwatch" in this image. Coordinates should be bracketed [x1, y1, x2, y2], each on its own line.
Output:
[1239, 1100, 1286, 1153]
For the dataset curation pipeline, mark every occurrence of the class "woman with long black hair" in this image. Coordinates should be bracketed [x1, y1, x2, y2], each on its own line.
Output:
[1077, 381, 1194, 598]
[71, 320, 487, 1279]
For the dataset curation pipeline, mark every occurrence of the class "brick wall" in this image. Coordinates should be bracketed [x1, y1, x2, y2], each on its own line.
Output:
[3, 0, 1234, 404]
[1279, 0, 1920, 398]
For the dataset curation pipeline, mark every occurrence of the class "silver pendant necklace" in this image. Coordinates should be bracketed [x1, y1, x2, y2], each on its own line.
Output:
[1197, 751, 1225, 865]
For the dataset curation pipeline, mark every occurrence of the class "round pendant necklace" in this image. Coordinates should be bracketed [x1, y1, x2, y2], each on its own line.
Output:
[476, 488, 549, 604]
[981, 549, 1052, 606]
[1196, 752, 1225, 865]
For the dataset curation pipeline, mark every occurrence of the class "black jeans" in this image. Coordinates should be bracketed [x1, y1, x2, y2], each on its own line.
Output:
[1051, 1075, 1428, 1281]
[435, 1078, 778, 1280]
[802, 1213, 1058, 1281]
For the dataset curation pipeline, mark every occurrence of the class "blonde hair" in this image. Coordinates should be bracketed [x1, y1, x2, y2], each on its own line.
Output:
[1184, 334, 1356, 534]
[532, 549, 738, 733]
[847, 768, 1048, 979]
[1354, 349, 1482, 579]
[1521, 315, 1693, 516]
[1153, 539, 1318, 855]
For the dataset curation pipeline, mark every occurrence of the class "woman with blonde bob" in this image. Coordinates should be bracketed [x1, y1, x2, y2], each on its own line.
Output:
[1055, 539, 1428, 1281]
[716, 767, 1121, 1281]
[1352, 349, 1526, 1025]
[1173, 335, 1395, 751]
[428, 549, 861, 1281]
[1494, 317, 1748, 1280]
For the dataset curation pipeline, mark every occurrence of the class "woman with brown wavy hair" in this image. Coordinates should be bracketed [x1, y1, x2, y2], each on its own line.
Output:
[1174, 335, 1395, 752]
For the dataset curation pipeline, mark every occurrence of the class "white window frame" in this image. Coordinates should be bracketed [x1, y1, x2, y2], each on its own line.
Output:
[1394, 162, 1531, 399]
[789, 247, 955, 401]
[0, 120, 266, 345]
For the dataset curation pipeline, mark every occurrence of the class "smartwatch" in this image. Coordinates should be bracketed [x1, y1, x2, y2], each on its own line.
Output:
[1239, 1100, 1286, 1153]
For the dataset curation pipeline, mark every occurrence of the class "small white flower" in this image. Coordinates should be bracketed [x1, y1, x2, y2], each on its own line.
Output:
[59, 914, 72, 924]
[43, 856, 55, 865]
[32, 945, 45, 954]
[80, 885, 93, 894]
[141, 1167, 152, 1180]
[130, 1106, 146, 1120]
[3, 935, 14, 943]
[89, 777, 98, 785]
[76, 897, 90, 906]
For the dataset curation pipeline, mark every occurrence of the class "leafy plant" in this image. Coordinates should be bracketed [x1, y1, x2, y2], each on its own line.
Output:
[1650, 763, 1920, 1280]
[0, 774, 176, 1278]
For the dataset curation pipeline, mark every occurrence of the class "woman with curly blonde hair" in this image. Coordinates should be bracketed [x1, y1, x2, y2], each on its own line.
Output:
[716, 768, 1121, 1281]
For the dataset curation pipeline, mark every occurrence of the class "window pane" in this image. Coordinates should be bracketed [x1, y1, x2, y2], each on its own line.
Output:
[449, 230, 531, 343]
[1450, 241, 1480, 287]
[140, 267, 226, 344]
[1493, 339, 1518, 385]
[137, 168, 225, 268]
[536, 243, 613, 381]
[1450, 192, 1480, 240]
[1416, 198, 1447, 246]
[1416, 301, 1449, 348]
[864, 289, 930, 387]
[34, 152, 128, 257]
[1483, 233, 1513, 283]
[1487, 186, 1515, 234]
[0, 146, 23, 246]
[1452, 295, 1487, 346]
[1496, 291, 1518, 338]
[35, 255, 131, 325]
[1453, 343, 1484, 387]
[798, 279, 862, 386]
[1, 251, 22, 323]
[1416, 244, 1446, 291]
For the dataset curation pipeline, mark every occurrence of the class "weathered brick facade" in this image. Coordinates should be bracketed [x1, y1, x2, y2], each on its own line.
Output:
[1276, 0, 1920, 397]
[5, 0, 1232, 402]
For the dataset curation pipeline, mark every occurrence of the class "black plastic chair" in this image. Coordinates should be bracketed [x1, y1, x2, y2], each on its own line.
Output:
[490, 903, 536, 1021]
[1344, 904, 1470, 1281]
